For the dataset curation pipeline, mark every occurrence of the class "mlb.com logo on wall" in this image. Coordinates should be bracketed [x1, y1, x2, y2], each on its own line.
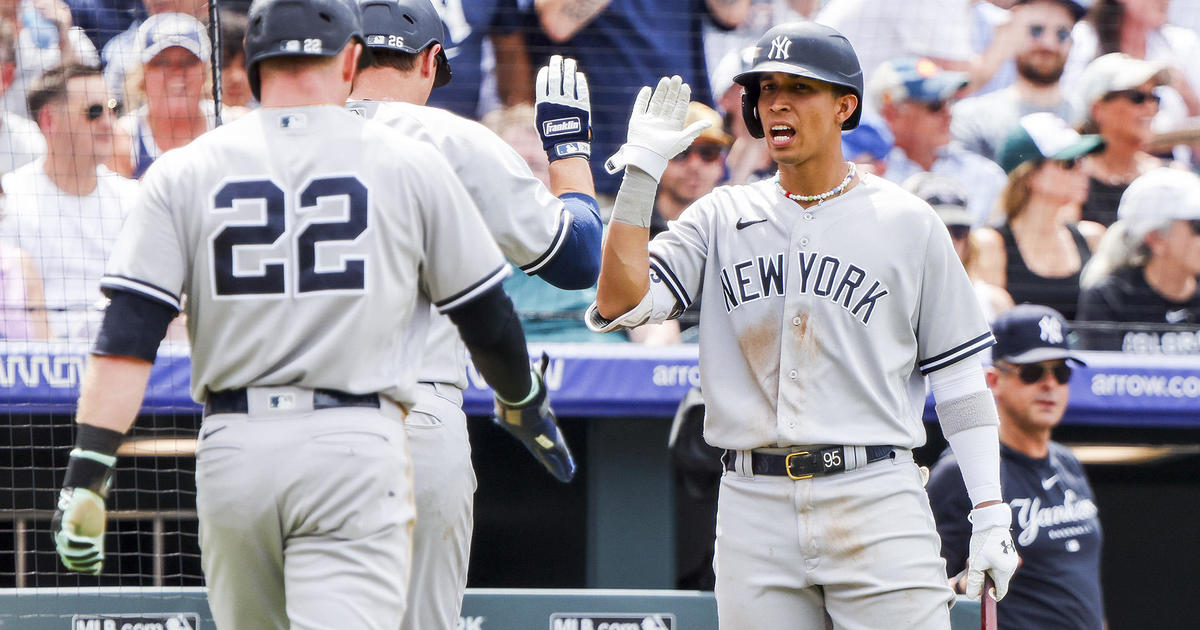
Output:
[550, 613, 674, 630]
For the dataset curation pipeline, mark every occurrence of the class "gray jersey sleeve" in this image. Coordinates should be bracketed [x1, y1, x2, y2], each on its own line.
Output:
[101, 155, 186, 310]
[413, 154, 511, 312]
[646, 192, 718, 312]
[914, 218, 995, 374]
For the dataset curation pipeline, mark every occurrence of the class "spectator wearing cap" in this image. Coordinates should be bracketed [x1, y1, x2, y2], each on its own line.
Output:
[1, 16, 46, 175]
[953, 0, 1085, 162]
[1075, 52, 1178, 227]
[1064, 0, 1200, 122]
[99, 0, 206, 107]
[976, 112, 1106, 321]
[903, 172, 1013, 321]
[711, 45, 774, 186]
[0, 63, 137, 339]
[927, 304, 1104, 630]
[871, 56, 1007, 226]
[1077, 168, 1200, 353]
[109, 12, 217, 178]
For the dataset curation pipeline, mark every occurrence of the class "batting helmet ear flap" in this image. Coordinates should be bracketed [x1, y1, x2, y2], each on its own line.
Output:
[741, 86, 764, 139]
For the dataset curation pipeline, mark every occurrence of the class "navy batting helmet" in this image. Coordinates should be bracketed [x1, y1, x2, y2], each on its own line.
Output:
[244, 0, 368, 100]
[358, 0, 451, 87]
[733, 22, 864, 136]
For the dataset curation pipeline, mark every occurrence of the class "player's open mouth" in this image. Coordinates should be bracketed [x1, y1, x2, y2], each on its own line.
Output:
[770, 124, 795, 146]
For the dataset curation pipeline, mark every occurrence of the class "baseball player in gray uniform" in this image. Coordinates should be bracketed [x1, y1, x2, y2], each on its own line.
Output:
[590, 23, 1019, 629]
[343, 1, 601, 629]
[50, 0, 560, 628]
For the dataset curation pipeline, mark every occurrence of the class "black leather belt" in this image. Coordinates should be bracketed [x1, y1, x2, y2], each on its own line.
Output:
[724, 445, 894, 479]
[205, 388, 381, 415]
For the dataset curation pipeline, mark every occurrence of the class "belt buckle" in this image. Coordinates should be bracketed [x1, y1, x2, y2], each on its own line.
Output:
[785, 451, 814, 480]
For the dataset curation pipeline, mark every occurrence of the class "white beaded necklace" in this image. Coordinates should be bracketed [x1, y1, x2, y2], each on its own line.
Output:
[775, 162, 857, 205]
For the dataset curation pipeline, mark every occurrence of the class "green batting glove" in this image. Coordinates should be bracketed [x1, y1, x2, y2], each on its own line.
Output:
[53, 486, 108, 575]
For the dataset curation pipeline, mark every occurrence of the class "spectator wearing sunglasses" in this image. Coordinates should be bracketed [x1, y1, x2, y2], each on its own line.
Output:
[1075, 52, 1179, 228]
[870, 57, 1007, 227]
[1077, 168, 1200, 353]
[953, 0, 1084, 163]
[975, 112, 1105, 321]
[928, 303, 1104, 630]
[904, 172, 1013, 322]
[0, 62, 136, 339]
[1063, 0, 1200, 124]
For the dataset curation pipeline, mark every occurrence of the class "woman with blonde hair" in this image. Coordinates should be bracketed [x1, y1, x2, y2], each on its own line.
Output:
[1077, 168, 1200, 352]
[974, 113, 1106, 321]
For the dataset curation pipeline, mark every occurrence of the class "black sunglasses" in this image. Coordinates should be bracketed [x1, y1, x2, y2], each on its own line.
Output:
[84, 99, 118, 121]
[673, 144, 724, 164]
[923, 100, 949, 113]
[947, 224, 970, 240]
[1056, 157, 1078, 170]
[1106, 89, 1161, 106]
[999, 362, 1072, 385]
[1029, 24, 1071, 44]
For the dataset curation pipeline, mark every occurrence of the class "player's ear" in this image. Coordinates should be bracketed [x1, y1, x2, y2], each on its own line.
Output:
[984, 367, 1000, 389]
[834, 92, 858, 128]
[422, 45, 441, 81]
[342, 42, 363, 83]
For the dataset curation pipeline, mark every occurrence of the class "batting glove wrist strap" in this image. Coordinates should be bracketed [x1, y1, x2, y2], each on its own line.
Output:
[493, 354, 577, 483]
[536, 55, 592, 163]
[604, 75, 713, 181]
[63, 424, 122, 496]
[966, 503, 1018, 601]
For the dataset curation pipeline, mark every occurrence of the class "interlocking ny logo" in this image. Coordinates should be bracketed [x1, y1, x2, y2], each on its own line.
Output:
[768, 35, 792, 60]
[1038, 315, 1063, 344]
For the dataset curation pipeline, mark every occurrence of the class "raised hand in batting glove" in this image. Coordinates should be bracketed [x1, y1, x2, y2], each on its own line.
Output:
[535, 55, 591, 162]
[493, 353, 576, 483]
[605, 75, 712, 181]
[966, 503, 1019, 601]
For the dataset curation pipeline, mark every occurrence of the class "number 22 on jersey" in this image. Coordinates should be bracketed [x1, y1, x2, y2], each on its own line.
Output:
[208, 176, 370, 297]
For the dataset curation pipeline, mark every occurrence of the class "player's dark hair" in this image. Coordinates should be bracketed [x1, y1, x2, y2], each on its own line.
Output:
[219, 9, 248, 68]
[368, 48, 421, 73]
[27, 63, 103, 123]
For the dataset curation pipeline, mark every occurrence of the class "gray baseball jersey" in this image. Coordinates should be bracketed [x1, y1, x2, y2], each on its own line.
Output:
[646, 173, 994, 450]
[101, 105, 509, 405]
[345, 99, 568, 387]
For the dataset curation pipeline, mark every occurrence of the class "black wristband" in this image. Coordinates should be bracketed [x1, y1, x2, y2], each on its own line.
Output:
[63, 456, 115, 496]
[74, 423, 125, 457]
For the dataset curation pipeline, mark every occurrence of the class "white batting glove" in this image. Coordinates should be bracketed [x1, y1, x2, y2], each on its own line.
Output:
[965, 503, 1019, 601]
[535, 55, 591, 162]
[605, 75, 712, 181]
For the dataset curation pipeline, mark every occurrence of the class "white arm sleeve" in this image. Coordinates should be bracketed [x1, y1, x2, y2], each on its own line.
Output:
[930, 358, 1003, 506]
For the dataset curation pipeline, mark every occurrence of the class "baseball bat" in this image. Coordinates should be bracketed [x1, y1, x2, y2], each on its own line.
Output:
[981, 574, 997, 630]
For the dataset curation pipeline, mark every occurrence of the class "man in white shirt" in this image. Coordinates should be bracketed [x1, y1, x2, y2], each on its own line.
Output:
[0, 63, 137, 339]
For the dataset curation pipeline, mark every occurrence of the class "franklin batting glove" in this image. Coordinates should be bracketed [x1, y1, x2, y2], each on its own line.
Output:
[535, 55, 591, 162]
[493, 354, 576, 483]
[53, 424, 122, 575]
[605, 75, 712, 181]
[966, 503, 1019, 601]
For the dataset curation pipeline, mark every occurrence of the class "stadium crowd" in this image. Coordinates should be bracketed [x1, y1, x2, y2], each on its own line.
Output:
[0, 0, 1197, 345]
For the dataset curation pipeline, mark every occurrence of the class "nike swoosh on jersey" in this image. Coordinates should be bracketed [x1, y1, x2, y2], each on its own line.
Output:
[201, 425, 228, 440]
[736, 218, 768, 230]
[1041, 475, 1059, 490]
